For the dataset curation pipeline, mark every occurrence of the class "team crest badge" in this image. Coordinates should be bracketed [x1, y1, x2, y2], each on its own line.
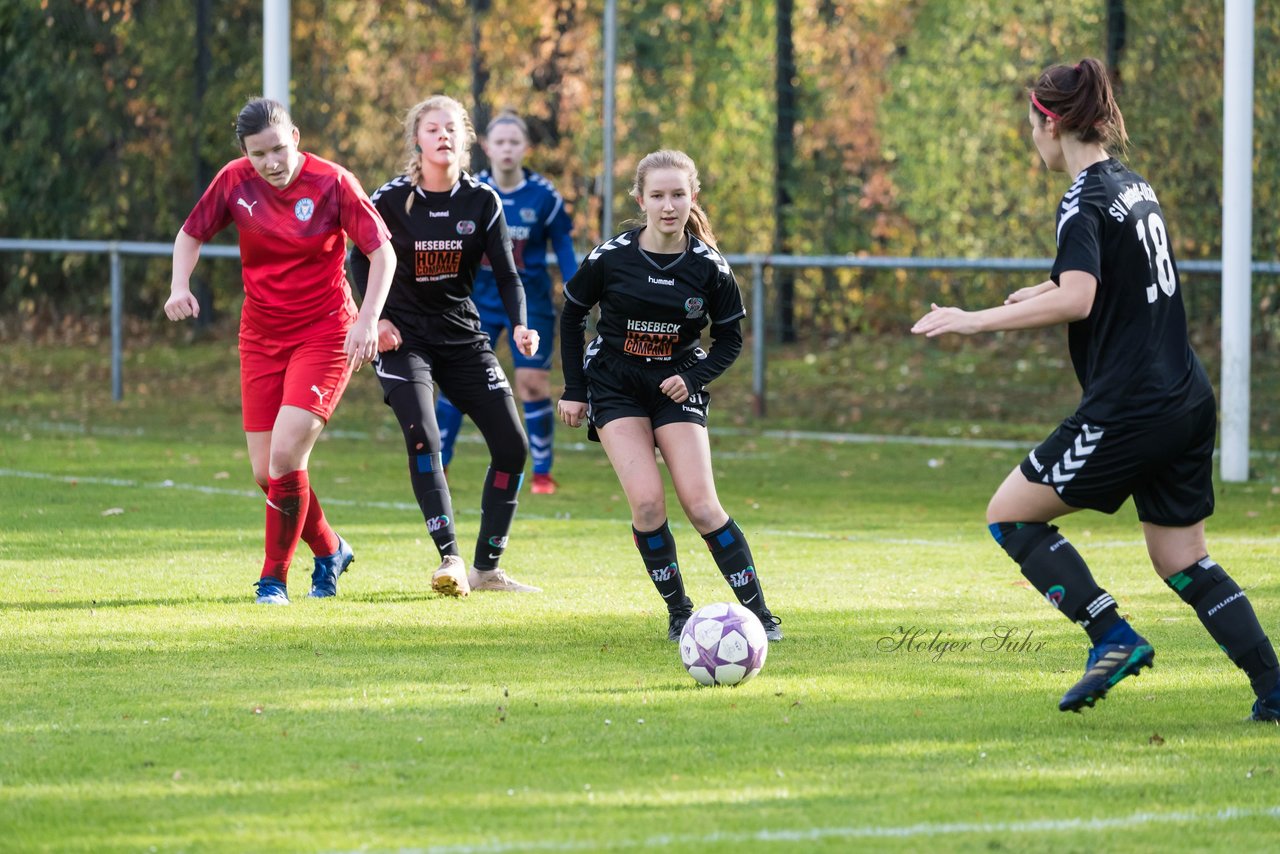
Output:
[294, 198, 315, 222]
[684, 297, 705, 319]
[456, 219, 476, 235]
[520, 207, 537, 223]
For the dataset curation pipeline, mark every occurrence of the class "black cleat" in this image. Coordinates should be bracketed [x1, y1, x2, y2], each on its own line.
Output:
[667, 603, 694, 642]
[1250, 689, 1280, 722]
[753, 609, 783, 642]
[1059, 639, 1154, 712]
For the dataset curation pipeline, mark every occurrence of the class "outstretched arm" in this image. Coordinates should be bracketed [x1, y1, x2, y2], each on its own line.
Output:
[912, 271, 1096, 337]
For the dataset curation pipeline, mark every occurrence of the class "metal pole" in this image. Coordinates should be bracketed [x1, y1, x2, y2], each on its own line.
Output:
[601, 0, 616, 239]
[110, 247, 123, 402]
[1221, 0, 1254, 482]
[751, 261, 765, 418]
[263, 0, 290, 110]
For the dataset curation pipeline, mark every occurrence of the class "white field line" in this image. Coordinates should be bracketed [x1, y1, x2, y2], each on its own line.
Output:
[2, 467, 1277, 551]
[9, 418, 1280, 462]
[385, 805, 1280, 853]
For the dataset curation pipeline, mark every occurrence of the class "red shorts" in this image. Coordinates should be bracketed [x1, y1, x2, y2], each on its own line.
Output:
[239, 313, 355, 432]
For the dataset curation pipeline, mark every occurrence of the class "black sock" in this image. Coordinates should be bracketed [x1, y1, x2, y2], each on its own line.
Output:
[387, 383, 458, 560]
[474, 467, 521, 570]
[1166, 557, 1280, 698]
[702, 518, 767, 613]
[990, 521, 1121, 643]
[633, 522, 689, 611]
[409, 452, 460, 559]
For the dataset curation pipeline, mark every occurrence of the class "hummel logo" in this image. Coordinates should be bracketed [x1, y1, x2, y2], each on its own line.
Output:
[237, 198, 258, 217]
[1049, 424, 1104, 485]
[310, 385, 329, 403]
[429, 210, 449, 217]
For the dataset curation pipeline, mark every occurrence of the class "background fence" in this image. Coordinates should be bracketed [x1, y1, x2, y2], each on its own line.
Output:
[3, 238, 1277, 451]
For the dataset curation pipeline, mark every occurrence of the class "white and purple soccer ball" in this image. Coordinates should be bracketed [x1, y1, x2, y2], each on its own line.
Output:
[679, 602, 769, 686]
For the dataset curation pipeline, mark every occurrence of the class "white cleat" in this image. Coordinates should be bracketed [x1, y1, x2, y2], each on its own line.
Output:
[431, 554, 470, 597]
[468, 566, 542, 593]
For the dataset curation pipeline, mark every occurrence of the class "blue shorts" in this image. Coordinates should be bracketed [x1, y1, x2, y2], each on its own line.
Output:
[481, 308, 556, 371]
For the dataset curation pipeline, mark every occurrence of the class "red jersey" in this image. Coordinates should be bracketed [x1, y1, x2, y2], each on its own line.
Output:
[182, 153, 390, 340]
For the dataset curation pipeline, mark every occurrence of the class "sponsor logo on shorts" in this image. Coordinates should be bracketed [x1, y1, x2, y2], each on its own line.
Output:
[682, 405, 703, 415]
[310, 385, 329, 403]
[1048, 424, 1104, 487]
[1027, 450, 1044, 473]
[294, 198, 315, 222]
[456, 219, 476, 235]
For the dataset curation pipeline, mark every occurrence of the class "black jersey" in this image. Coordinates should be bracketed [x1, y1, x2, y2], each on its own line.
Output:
[350, 172, 525, 345]
[1051, 158, 1212, 424]
[560, 228, 746, 402]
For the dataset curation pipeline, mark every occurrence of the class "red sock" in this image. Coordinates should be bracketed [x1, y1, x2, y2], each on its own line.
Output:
[262, 470, 310, 583]
[257, 481, 338, 557]
[301, 488, 340, 557]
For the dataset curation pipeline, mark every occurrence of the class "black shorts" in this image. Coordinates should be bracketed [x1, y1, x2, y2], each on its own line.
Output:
[372, 332, 512, 415]
[584, 349, 710, 441]
[1019, 394, 1216, 525]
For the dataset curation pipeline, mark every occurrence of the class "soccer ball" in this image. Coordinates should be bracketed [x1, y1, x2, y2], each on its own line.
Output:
[678, 602, 768, 686]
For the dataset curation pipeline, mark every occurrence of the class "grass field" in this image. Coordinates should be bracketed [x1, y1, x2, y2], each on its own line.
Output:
[2, 336, 1278, 852]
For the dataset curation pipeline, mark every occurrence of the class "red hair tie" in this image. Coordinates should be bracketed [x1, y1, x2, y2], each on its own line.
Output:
[1030, 92, 1061, 120]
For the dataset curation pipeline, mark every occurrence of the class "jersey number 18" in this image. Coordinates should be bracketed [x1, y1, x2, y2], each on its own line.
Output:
[1135, 212, 1177, 303]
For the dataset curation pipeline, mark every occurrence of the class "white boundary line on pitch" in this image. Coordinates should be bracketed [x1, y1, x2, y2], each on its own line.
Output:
[387, 805, 1280, 853]
[3, 467, 1278, 551]
[9, 417, 1280, 462]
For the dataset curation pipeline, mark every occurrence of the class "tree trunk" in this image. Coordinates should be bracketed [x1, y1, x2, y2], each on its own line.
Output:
[774, 0, 796, 343]
[470, 0, 492, 172]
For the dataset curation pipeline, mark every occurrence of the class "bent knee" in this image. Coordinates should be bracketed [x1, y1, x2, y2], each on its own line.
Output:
[631, 495, 668, 529]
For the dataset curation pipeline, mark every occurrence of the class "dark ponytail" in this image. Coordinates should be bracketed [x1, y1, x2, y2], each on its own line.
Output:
[1029, 58, 1128, 152]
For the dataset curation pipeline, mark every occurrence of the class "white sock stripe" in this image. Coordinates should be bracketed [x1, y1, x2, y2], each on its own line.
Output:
[1086, 593, 1116, 617]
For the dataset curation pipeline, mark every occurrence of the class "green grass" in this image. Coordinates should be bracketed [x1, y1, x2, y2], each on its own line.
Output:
[1, 336, 1279, 852]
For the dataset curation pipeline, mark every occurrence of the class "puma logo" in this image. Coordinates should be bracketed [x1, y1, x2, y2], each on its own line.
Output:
[310, 385, 329, 403]
[237, 198, 259, 217]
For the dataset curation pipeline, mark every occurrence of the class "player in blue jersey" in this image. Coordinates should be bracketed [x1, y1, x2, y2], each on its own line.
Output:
[913, 58, 1279, 721]
[436, 111, 579, 495]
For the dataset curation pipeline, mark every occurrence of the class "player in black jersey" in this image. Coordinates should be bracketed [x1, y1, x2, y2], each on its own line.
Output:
[913, 58, 1279, 720]
[558, 150, 782, 642]
[350, 95, 541, 598]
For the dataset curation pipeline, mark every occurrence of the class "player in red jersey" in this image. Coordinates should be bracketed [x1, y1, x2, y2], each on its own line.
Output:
[165, 97, 396, 605]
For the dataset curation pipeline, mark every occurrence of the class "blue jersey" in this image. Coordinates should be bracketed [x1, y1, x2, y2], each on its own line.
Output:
[473, 168, 578, 321]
